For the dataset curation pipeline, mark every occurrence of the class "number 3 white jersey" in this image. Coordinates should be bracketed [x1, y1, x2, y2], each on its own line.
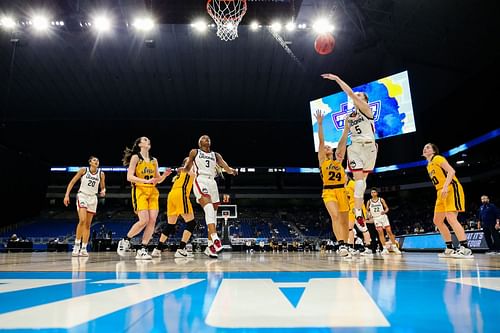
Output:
[194, 149, 217, 178]
[346, 110, 375, 143]
[78, 168, 101, 196]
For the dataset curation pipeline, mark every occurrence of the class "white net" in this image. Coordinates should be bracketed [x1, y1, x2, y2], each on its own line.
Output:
[207, 0, 247, 41]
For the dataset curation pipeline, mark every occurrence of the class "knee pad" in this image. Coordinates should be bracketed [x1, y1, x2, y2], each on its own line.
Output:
[161, 223, 176, 237]
[185, 220, 196, 233]
[354, 179, 366, 199]
[203, 204, 217, 225]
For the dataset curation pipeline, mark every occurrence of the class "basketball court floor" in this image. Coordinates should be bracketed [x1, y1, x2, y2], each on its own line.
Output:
[0, 251, 499, 333]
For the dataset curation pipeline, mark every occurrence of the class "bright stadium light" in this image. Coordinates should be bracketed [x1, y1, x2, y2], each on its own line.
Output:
[93, 15, 111, 32]
[250, 21, 260, 31]
[0, 16, 16, 30]
[285, 21, 296, 31]
[32, 15, 49, 31]
[270, 21, 282, 32]
[191, 19, 208, 32]
[133, 17, 155, 31]
[312, 18, 334, 33]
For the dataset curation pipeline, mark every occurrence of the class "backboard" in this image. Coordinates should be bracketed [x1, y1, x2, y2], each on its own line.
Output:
[217, 205, 238, 219]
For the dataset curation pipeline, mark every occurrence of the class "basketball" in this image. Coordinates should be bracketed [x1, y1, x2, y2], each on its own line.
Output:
[314, 33, 335, 55]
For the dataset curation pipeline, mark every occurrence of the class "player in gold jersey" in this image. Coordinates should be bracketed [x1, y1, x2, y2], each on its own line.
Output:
[117, 137, 172, 260]
[422, 143, 472, 258]
[151, 157, 197, 259]
[315, 111, 350, 257]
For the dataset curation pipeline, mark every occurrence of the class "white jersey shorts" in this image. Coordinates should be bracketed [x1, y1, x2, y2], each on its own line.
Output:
[76, 192, 98, 214]
[347, 141, 377, 172]
[193, 176, 220, 204]
[374, 215, 390, 228]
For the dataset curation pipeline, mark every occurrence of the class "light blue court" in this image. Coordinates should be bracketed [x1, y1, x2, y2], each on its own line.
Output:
[0, 267, 499, 333]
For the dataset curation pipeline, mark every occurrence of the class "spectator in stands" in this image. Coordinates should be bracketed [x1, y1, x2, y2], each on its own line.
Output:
[10, 234, 19, 242]
[64, 156, 106, 257]
[478, 195, 500, 254]
[259, 240, 265, 252]
[245, 239, 252, 253]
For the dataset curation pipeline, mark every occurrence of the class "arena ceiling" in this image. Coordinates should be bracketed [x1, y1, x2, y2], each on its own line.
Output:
[0, 0, 498, 167]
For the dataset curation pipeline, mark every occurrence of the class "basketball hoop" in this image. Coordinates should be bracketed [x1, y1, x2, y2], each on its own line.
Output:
[207, 0, 247, 41]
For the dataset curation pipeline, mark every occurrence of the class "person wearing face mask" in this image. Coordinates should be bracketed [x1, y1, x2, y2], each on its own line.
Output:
[478, 195, 500, 255]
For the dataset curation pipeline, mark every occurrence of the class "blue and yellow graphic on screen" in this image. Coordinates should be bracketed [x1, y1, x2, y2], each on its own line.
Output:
[310, 70, 416, 151]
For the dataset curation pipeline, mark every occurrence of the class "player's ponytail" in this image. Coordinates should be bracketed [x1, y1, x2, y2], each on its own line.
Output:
[428, 143, 440, 155]
[122, 137, 142, 166]
[215, 164, 225, 180]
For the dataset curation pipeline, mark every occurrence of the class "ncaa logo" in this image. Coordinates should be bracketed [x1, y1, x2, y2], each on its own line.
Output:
[331, 100, 381, 130]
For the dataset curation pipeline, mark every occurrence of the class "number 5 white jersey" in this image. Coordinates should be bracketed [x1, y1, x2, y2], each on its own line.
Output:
[194, 149, 217, 178]
[78, 168, 101, 196]
[346, 110, 375, 143]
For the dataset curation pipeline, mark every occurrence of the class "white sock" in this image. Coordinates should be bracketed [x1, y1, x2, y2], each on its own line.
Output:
[81, 243, 87, 250]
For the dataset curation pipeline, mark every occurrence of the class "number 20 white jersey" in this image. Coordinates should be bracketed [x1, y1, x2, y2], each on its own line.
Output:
[194, 149, 217, 178]
[78, 168, 100, 196]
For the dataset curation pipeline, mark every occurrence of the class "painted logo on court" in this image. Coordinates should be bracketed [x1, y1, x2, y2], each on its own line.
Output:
[0, 277, 389, 330]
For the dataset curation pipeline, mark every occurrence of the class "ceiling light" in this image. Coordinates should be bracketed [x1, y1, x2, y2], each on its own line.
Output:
[312, 19, 334, 33]
[32, 15, 49, 31]
[133, 17, 155, 31]
[0, 16, 16, 30]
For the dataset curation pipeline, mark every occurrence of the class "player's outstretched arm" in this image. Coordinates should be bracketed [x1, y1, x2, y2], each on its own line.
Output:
[216, 153, 238, 176]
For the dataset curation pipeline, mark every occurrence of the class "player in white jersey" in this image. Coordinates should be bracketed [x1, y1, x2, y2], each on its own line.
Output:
[183, 135, 238, 258]
[321, 73, 378, 230]
[366, 188, 400, 254]
[64, 156, 106, 257]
